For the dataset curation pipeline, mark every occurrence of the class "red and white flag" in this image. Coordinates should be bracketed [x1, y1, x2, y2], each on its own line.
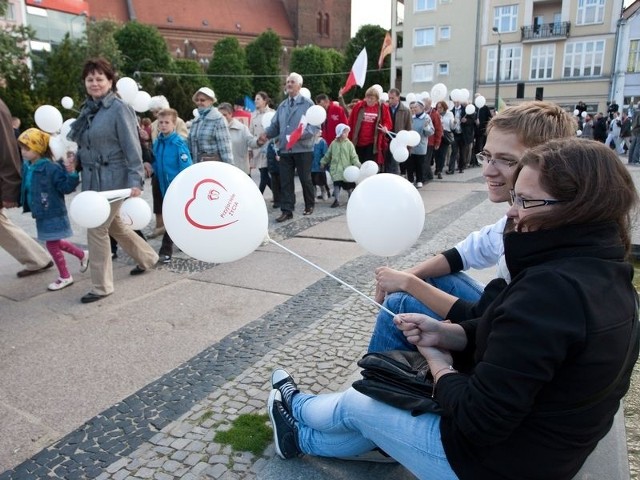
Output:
[341, 48, 368, 94]
[286, 115, 308, 150]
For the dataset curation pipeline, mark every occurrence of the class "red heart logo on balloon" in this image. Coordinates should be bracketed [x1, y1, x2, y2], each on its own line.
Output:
[184, 178, 240, 230]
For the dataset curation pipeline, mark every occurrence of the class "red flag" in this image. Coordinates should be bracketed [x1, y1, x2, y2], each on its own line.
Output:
[286, 115, 307, 150]
[341, 48, 368, 95]
[378, 31, 392, 69]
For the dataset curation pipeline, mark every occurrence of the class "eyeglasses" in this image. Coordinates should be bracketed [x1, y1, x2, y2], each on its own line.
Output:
[509, 190, 565, 209]
[476, 152, 518, 169]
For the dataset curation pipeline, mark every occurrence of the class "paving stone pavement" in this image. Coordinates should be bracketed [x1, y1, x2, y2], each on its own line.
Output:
[1, 164, 639, 480]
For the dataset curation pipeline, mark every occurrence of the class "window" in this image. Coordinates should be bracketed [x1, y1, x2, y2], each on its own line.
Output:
[576, 0, 604, 25]
[439, 26, 451, 40]
[324, 13, 330, 36]
[628, 39, 640, 73]
[487, 45, 522, 82]
[0, 2, 15, 21]
[415, 27, 435, 47]
[416, 0, 436, 11]
[563, 40, 604, 77]
[493, 5, 518, 33]
[438, 63, 449, 75]
[317, 13, 322, 34]
[413, 63, 434, 82]
[530, 44, 555, 80]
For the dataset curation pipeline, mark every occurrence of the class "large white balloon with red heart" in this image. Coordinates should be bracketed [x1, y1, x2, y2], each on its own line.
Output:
[163, 162, 268, 263]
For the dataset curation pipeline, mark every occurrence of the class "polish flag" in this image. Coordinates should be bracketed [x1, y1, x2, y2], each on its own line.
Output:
[341, 48, 368, 94]
[286, 115, 308, 150]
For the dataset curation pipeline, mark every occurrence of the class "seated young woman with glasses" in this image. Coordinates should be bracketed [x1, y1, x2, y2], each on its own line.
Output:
[267, 137, 639, 480]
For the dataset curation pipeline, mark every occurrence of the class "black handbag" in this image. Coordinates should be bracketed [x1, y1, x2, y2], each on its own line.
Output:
[352, 350, 442, 416]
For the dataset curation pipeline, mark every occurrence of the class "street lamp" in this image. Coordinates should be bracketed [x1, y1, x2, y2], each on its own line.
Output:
[492, 26, 502, 111]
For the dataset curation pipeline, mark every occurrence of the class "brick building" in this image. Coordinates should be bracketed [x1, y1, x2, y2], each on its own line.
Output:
[86, 0, 352, 66]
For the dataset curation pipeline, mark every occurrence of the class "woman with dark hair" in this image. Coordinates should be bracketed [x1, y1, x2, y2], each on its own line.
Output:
[67, 58, 158, 304]
[249, 91, 275, 195]
[266, 138, 639, 480]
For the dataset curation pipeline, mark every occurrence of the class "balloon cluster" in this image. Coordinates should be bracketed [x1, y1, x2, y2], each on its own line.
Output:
[343, 160, 379, 183]
[70, 189, 152, 230]
[389, 130, 421, 162]
[116, 77, 152, 113]
[32, 104, 77, 161]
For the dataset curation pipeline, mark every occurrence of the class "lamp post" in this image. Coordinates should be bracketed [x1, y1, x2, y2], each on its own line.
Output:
[492, 26, 502, 111]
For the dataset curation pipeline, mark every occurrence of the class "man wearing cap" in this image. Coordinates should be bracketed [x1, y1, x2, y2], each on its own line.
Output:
[261, 72, 319, 222]
[0, 98, 53, 277]
[188, 87, 233, 164]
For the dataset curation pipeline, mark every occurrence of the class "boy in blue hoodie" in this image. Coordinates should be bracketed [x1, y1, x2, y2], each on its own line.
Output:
[147, 109, 193, 263]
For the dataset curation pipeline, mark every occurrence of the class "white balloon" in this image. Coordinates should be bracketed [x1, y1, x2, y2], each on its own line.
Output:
[406, 130, 421, 147]
[343, 165, 360, 183]
[459, 88, 470, 103]
[450, 89, 460, 102]
[581, 111, 588, 118]
[474, 95, 486, 109]
[48, 135, 66, 160]
[116, 77, 139, 104]
[392, 146, 409, 162]
[261, 111, 275, 129]
[573, 109, 580, 116]
[70, 191, 111, 228]
[395, 130, 412, 145]
[163, 162, 268, 263]
[465, 104, 476, 115]
[372, 84, 384, 97]
[300, 87, 311, 99]
[380, 92, 389, 102]
[430, 83, 447, 103]
[34, 105, 64, 133]
[406, 93, 417, 104]
[576, 130, 583, 137]
[132, 91, 151, 113]
[306, 105, 327, 126]
[61, 96, 74, 109]
[420, 91, 430, 101]
[347, 174, 425, 256]
[60, 118, 75, 142]
[192, 108, 200, 119]
[360, 160, 379, 179]
[119, 197, 152, 230]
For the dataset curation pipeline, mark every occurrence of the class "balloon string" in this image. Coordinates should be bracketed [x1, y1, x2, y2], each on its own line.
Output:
[268, 238, 396, 317]
[107, 196, 128, 203]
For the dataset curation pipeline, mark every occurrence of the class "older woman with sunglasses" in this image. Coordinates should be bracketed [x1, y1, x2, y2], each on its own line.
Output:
[267, 138, 639, 480]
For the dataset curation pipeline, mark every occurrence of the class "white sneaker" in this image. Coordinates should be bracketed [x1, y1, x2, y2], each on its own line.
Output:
[416, 182, 423, 188]
[48, 276, 74, 291]
[80, 250, 89, 272]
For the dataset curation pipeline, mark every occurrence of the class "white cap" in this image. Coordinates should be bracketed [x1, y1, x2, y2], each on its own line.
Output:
[192, 87, 216, 102]
[335, 123, 350, 137]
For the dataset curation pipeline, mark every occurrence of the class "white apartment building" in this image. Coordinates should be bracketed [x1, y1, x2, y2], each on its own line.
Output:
[394, 0, 624, 113]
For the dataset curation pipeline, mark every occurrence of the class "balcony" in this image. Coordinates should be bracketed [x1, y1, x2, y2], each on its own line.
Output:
[521, 21, 570, 42]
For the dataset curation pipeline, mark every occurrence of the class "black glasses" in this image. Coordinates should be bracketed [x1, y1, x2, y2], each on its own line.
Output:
[510, 190, 565, 209]
[476, 152, 518, 169]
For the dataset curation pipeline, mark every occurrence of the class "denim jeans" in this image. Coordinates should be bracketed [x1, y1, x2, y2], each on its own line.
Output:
[293, 388, 458, 480]
[368, 272, 485, 353]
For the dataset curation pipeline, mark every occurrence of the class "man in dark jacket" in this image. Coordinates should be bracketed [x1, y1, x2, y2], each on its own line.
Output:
[0, 98, 53, 277]
[384, 88, 412, 174]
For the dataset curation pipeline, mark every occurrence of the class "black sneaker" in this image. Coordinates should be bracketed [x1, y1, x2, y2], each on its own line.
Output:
[267, 389, 301, 459]
[271, 368, 299, 413]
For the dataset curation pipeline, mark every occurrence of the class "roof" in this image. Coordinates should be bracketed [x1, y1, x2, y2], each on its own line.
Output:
[131, 0, 295, 39]
[623, 0, 640, 20]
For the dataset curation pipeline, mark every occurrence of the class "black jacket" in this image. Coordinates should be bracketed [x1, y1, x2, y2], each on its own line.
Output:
[438, 222, 637, 480]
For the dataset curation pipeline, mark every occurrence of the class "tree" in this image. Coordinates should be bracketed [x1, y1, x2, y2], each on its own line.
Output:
[155, 59, 211, 121]
[85, 19, 124, 69]
[325, 48, 346, 100]
[245, 29, 282, 100]
[0, 24, 35, 121]
[207, 37, 252, 105]
[33, 34, 86, 109]
[114, 21, 172, 90]
[343, 24, 389, 101]
[289, 45, 332, 99]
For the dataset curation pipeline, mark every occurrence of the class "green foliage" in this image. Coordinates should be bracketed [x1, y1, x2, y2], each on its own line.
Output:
[0, 77, 37, 128]
[114, 21, 172, 79]
[344, 24, 389, 101]
[246, 29, 283, 100]
[289, 45, 332, 99]
[155, 59, 210, 121]
[207, 37, 252, 104]
[32, 35, 86, 110]
[85, 19, 124, 69]
[214, 414, 272, 456]
[0, 0, 6, 17]
[325, 48, 347, 99]
[0, 24, 34, 83]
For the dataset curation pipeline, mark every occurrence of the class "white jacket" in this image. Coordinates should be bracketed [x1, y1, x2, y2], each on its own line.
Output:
[454, 215, 510, 282]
